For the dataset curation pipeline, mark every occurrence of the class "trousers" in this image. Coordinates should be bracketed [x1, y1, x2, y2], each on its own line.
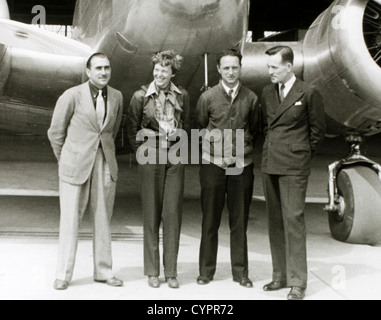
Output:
[56, 148, 116, 282]
[199, 164, 254, 280]
[139, 155, 185, 278]
[262, 174, 309, 289]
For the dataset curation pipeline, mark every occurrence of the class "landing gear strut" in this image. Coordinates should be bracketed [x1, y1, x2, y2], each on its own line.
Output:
[201, 53, 211, 93]
[325, 135, 381, 246]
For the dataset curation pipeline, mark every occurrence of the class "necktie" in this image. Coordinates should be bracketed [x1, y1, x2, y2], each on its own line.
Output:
[279, 84, 286, 103]
[96, 90, 105, 129]
[228, 89, 234, 102]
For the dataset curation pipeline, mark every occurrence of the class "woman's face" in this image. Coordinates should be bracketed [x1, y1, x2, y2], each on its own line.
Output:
[153, 63, 174, 90]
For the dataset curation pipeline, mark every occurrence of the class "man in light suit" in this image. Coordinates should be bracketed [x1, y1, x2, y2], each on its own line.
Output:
[261, 46, 326, 300]
[48, 53, 124, 290]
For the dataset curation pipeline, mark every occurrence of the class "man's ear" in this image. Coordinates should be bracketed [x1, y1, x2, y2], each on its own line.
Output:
[217, 65, 221, 75]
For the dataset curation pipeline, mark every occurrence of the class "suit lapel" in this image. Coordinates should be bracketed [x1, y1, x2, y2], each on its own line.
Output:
[270, 79, 304, 126]
[268, 84, 281, 113]
[81, 81, 99, 131]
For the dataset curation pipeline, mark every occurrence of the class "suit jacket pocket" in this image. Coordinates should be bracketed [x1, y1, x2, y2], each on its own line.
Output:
[291, 101, 307, 121]
[291, 143, 312, 169]
[60, 150, 79, 177]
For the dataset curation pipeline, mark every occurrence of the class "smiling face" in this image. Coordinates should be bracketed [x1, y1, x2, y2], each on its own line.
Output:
[86, 56, 112, 89]
[267, 52, 293, 84]
[217, 55, 242, 88]
[153, 63, 174, 90]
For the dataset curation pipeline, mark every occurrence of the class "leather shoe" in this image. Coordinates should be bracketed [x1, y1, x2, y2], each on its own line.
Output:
[54, 280, 69, 291]
[148, 276, 160, 288]
[95, 277, 124, 287]
[166, 277, 179, 289]
[197, 276, 212, 285]
[263, 281, 288, 291]
[288, 287, 306, 300]
[234, 277, 253, 288]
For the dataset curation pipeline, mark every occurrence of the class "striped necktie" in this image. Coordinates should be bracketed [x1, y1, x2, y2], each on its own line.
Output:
[96, 90, 105, 129]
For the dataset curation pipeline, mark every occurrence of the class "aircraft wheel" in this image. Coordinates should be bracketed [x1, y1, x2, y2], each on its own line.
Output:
[329, 166, 381, 246]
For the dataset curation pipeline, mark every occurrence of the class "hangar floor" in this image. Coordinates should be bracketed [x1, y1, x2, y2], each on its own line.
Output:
[0, 134, 381, 300]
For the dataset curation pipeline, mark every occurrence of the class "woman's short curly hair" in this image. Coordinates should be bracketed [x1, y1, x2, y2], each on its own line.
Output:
[152, 50, 184, 75]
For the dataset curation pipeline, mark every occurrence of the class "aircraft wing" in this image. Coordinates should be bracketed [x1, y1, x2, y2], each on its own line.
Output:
[0, 19, 92, 109]
[0, 19, 90, 56]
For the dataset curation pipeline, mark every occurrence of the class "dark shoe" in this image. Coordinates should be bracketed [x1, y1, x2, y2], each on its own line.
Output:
[263, 281, 288, 292]
[148, 276, 160, 288]
[197, 276, 212, 285]
[95, 277, 124, 287]
[54, 280, 69, 291]
[166, 277, 179, 289]
[287, 287, 306, 300]
[233, 277, 253, 288]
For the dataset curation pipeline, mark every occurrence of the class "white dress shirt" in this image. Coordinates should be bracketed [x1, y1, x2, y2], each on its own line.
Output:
[279, 74, 296, 99]
[222, 81, 240, 101]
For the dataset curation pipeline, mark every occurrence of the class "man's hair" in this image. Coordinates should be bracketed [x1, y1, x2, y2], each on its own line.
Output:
[86, 52, 109, 69]
[265, 46, 294, 65]
[217, 48, 243, 66]
[152, 50, 184, 75]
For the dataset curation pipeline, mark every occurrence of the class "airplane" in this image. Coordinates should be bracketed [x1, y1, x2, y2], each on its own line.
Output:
[1, 0, 381, 247]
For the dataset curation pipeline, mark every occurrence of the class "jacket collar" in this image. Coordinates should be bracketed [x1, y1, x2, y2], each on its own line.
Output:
[82, 81, 115, 132]
[89, 81, 108, 100]
[219, 81, 242, 100]
[145, 81, 183, 111]
[269, 78, 305, 126]
[278, 74, 297, 97]
[145, 81, 182, 98]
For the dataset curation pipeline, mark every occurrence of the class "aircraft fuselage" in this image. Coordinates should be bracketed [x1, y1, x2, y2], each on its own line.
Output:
[72, 0, 250, 112]
[1, 0, 381, 140]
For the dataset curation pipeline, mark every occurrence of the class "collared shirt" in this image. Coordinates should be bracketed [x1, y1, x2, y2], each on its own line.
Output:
[145, 81, 183, 136]
[89, 81, 108, 120]
[221, 81, 240, 101]
[279, 74, 297, 99]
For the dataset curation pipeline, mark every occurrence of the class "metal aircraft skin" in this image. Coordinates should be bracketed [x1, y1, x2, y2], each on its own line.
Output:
[0, 0, 250, 136]
[0, 0, 381, 139]
[2, 0, 381, 245]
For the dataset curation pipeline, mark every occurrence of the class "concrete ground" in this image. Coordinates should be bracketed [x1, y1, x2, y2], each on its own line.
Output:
[1, 135, 381, 300]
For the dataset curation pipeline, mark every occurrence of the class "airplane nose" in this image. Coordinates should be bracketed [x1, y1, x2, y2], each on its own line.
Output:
[160, 0, 220, 17]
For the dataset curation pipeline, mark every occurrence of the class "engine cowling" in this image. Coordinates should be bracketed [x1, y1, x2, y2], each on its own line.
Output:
[303, 0, 381, 136]
[0, 0, 10, 19]
[0, 1, 10, 95]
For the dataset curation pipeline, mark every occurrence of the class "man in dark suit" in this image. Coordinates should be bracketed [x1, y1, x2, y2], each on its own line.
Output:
[261, 46, 326, 300]
[48, 53, 124, 290]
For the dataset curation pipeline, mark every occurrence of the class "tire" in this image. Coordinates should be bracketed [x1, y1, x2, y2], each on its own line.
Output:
[329, 166, 381, 246]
